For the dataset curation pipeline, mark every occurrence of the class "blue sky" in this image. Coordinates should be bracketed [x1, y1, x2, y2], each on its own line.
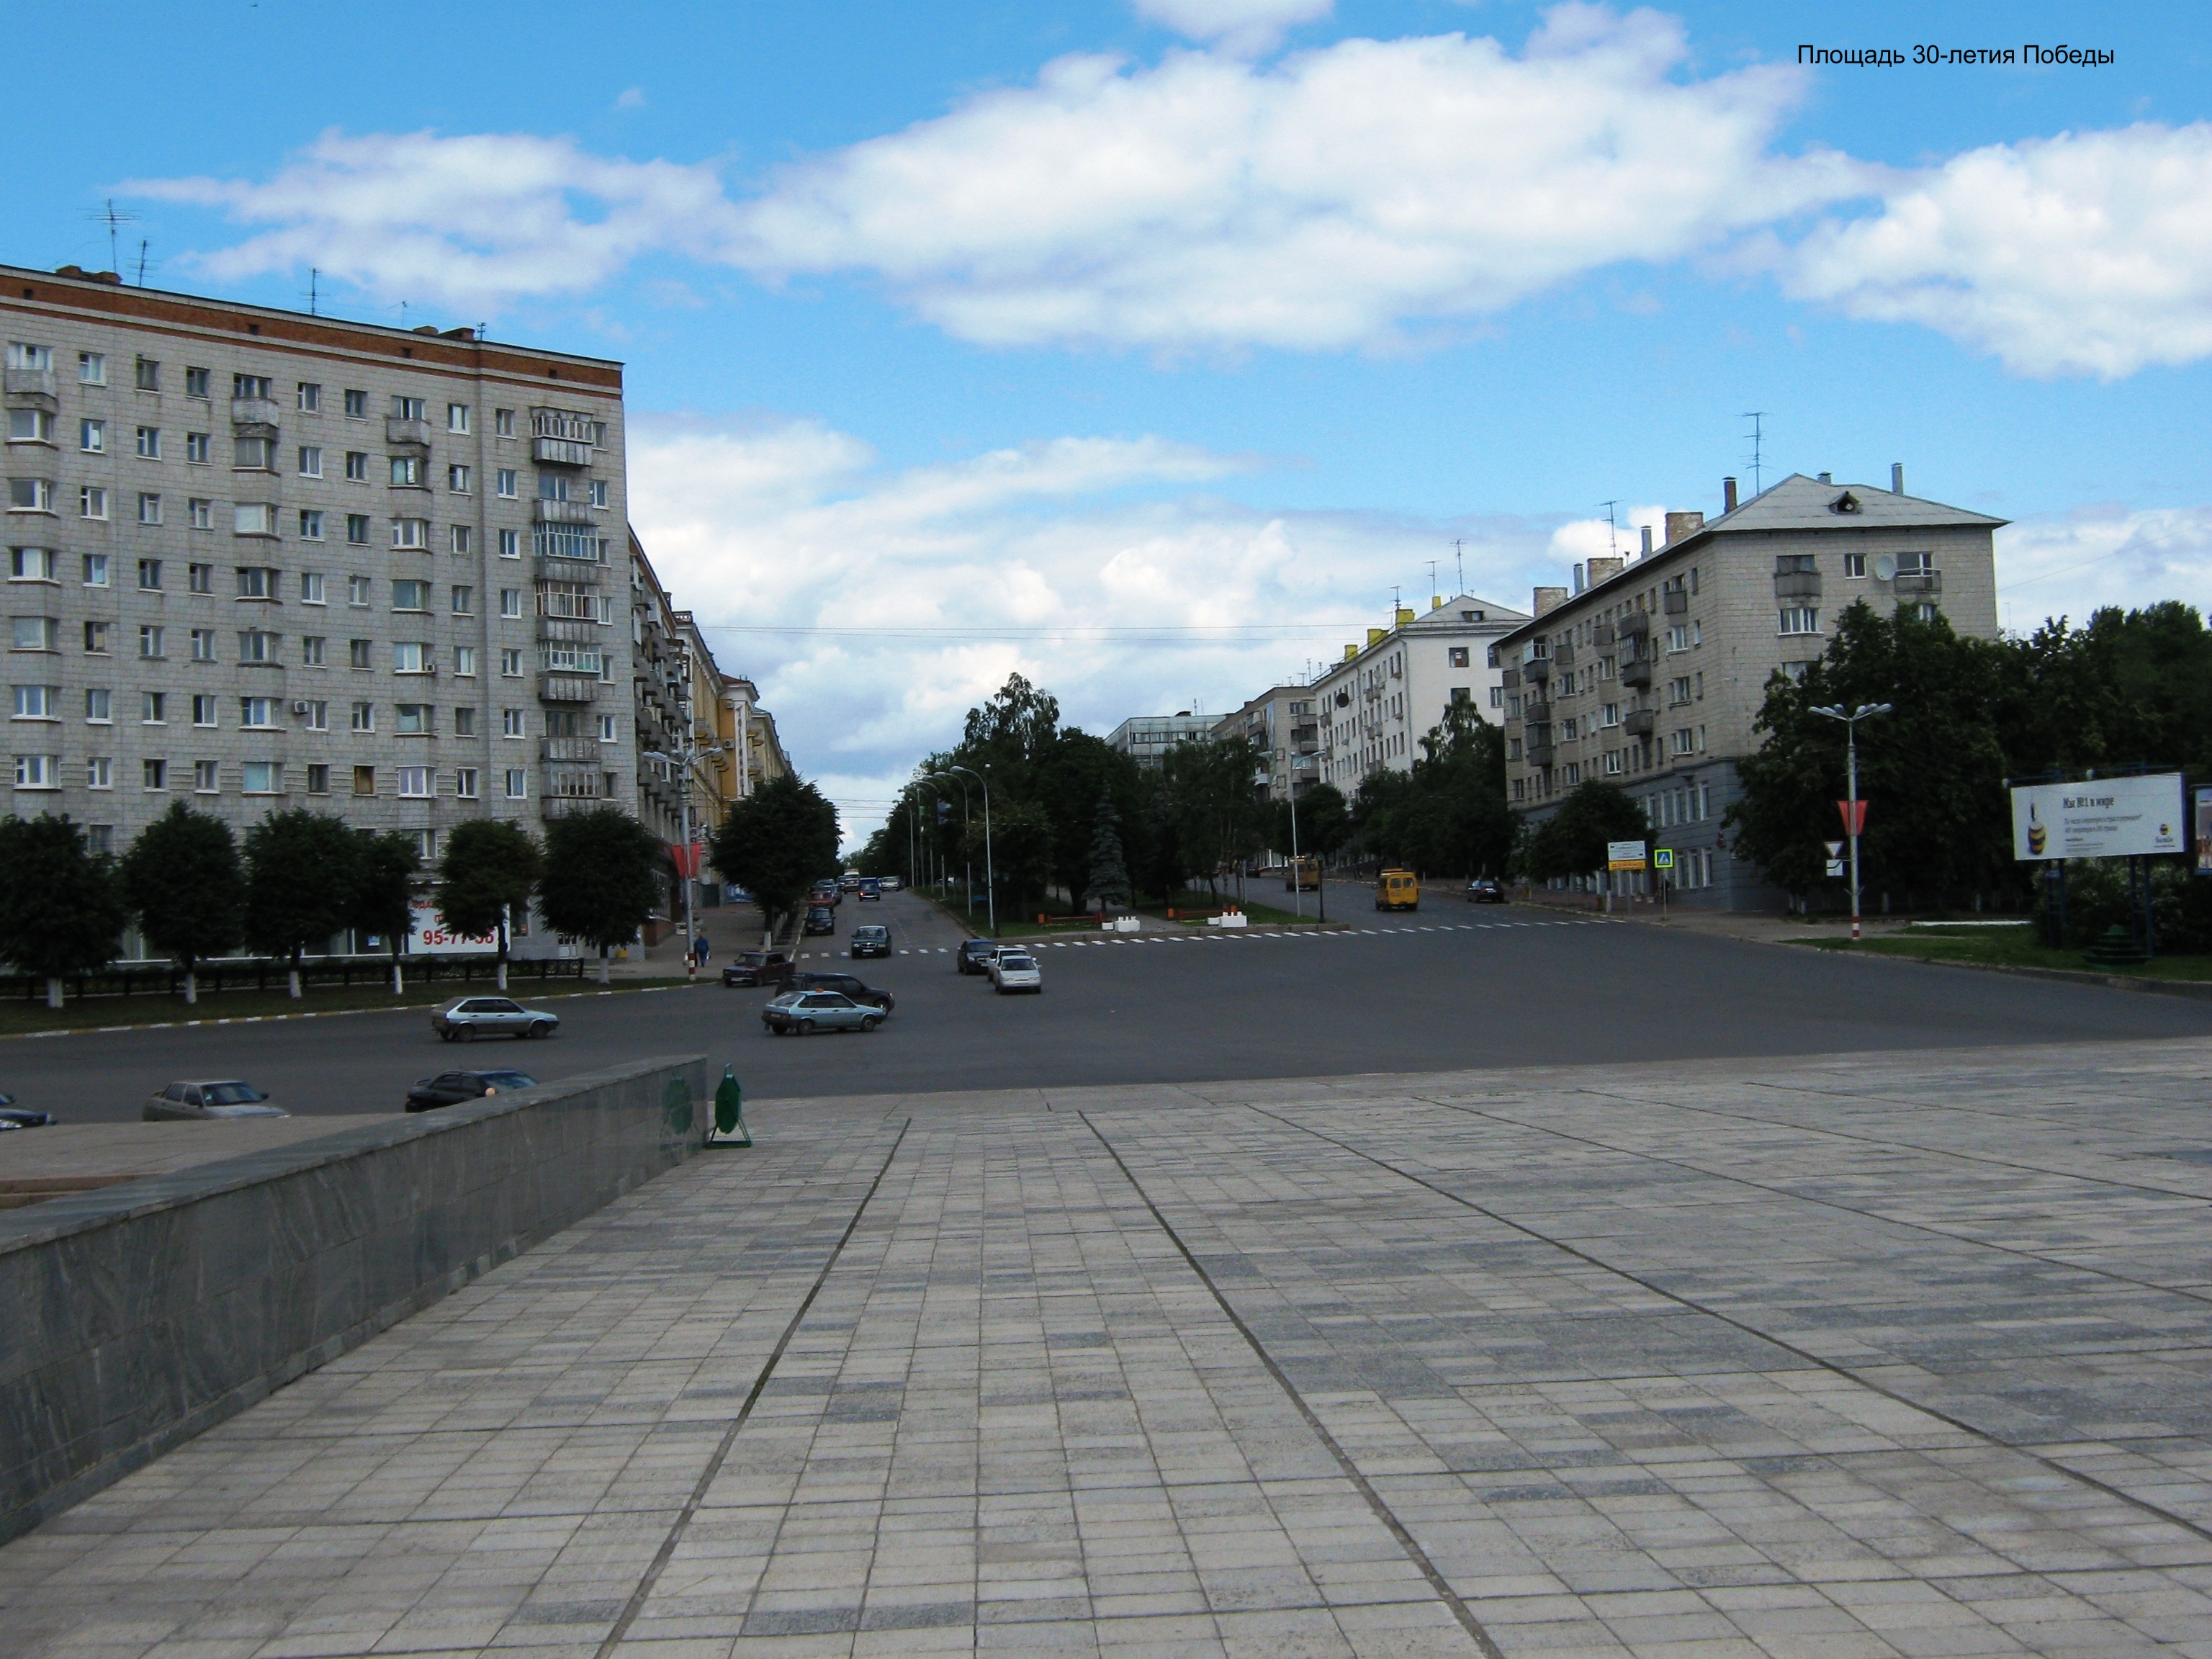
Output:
[12, 1, 2209, 832]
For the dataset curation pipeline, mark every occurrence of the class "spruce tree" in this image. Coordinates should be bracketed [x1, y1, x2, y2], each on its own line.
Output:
[1085, 793, 1132, 914]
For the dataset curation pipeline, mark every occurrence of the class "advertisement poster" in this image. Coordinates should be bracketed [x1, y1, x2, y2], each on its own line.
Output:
[409, 905, 500, 956]
[2198, 788, 2212, 875]
[2010, 774, 2185, 861]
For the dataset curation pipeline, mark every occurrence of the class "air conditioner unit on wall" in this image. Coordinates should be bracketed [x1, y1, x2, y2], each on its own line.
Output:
[290, 701, 310, 715]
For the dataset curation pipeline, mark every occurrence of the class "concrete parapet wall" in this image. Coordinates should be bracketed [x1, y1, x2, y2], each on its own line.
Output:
[0, 1053, 709, 1543]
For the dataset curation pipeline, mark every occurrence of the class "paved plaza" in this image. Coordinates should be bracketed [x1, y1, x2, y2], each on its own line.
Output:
[8, 1038, 2212, 1657]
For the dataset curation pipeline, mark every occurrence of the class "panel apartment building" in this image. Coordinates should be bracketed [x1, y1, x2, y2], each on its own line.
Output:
[1313, 594, 1528, 793]
[3, 264, 631, 863]
[1496, 470, 2002, 909]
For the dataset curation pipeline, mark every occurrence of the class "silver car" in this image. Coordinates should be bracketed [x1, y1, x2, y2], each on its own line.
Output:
[763, 989, 883, 1035]
[431, 997, 562, 1042]
[145, 1080, 288, 1122]
[989, 949, 1043, 994]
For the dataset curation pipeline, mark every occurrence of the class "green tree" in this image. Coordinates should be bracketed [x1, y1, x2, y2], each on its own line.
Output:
[541, 806, 665, 983]
[435, 819, 542, 990]
[968, 797, 1053, 922]
[1276, 783, 1352, 868]
[1520, 781, 1650, 883]
[709, 773, 842, 942]
[1160, 737, 1269, 899]
[0, 816, 128, 1009]
[118, 802, 243, 1005]
[244, 809, 360, 998]
[349, 830, 421, 994]
[1405, 703, 1516, 878]
[1085, 793, 1133, 913]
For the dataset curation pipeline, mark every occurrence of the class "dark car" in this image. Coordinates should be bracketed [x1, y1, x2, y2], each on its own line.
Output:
[858, 878, 881, 901]
[793, 972, 894, 1012]
[957, 938, 998, 975]
[803, 905, 837, 936]
[0, 1092, 53, 1130]
[723, 949, 798, 989]
[1466, 878, 1507, 904]
[849, 924, 890, 958]
[810, 881, 841, 907]
[405, 1069, 537, 1113]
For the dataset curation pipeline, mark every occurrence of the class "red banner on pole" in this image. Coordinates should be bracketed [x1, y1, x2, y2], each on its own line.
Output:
[1837, 799, 1867, 836]
[672, 841, 706, 879]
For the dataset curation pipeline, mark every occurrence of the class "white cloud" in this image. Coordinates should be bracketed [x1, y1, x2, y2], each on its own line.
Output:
[1775, 124, 2212, 378]
[732, 4, 1862, 350]
[1996, 502, 2212, 632]
[1133, 0, 1334, 54]
[626, 415, 1560, 837]
[124, 130, 739, 311]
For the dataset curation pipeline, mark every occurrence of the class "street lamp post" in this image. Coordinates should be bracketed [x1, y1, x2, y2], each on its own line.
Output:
[643, 735, 731, 976]
[929, 772, 974, 917]
[1810, 702, 1892, 940]
[947, 764, 996, 937]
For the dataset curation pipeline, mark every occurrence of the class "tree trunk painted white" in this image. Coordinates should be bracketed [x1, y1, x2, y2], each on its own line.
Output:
[287, 964, 302, 999]
[183, 968, 198, 1006]
[44, 976, 63, 1010]
[597, 948, 611, 986]
[496, 957, 508, 991]
[390, 958, 404, 994]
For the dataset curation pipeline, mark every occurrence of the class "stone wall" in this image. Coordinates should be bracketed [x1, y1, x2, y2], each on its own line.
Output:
[0, 1053, 708, 1543]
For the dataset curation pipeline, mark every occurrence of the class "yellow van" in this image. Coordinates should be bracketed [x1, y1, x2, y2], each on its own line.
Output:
[1284, 855, 1320, 892]
[1375, 869, 1419, 912]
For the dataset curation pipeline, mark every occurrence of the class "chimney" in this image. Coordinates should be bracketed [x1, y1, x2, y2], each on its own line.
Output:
[1891, 462, 1905, 494]
[1367, 626, 1386, 645]
[1572, 562, 1587, 595]
[1817, 471, 1832, 484]
[1587, 555, 1626, 586]
[1533, 585, 1568, 616]
[1640, 525, 1653, 557]
[1394, 607, 1416, 626]
[1723, 476, 1738, 513]
[1430, 595, 1443, 612]
[1663, 511, 1704, 547]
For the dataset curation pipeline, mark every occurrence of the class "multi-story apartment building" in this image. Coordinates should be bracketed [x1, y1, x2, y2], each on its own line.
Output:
[1107, 711, 1216, 765]
[2, 262, 630, 865]
[1214, 684, 1322, 799]
[1496, 469, 2002, 909]
[1312, 594, 1527, 793]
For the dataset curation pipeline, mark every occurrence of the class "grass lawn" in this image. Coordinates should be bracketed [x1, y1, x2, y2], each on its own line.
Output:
[1792, 923, 2212, 982]
[0, 976, 703, 1038]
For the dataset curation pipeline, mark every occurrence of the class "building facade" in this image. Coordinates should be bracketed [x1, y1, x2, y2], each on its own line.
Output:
[1496, 471, 2002, 909]
[1311, 594, 1528, 794]
[1107, 712, 1217, 765]
[1213, 685, 1321, 799]
[3, 262, 631, 862]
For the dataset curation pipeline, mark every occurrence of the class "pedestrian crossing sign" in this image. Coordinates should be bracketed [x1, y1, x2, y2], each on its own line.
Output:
[1652, 848, 1675, 871]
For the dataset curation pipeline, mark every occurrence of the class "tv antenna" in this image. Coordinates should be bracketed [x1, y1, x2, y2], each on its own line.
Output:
[134, 239, 152, 287]
[1743, 411, 1767, 497]
[1390, 583, 1402, 619]
[303, 268, 320, 316]
[1598, 500, 1620, 558]
[1426, 559, 1437, 603]
[87, 198, 138, 274]
[1452, 538, 1466, 597]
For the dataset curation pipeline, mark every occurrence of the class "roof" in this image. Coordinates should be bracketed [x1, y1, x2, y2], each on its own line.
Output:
[1314, 593, 1529, 680]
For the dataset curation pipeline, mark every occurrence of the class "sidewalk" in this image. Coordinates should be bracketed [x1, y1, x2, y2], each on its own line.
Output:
[1503, 885, 1924, 946]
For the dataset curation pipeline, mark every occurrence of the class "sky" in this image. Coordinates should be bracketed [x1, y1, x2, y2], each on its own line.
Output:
[13, 1, 2211, 840]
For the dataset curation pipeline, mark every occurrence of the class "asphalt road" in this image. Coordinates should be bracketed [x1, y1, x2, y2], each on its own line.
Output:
[12, 885, 2210, 1124]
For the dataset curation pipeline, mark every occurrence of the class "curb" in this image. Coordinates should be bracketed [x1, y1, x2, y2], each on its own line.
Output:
[1788, 945, 2212, 1004]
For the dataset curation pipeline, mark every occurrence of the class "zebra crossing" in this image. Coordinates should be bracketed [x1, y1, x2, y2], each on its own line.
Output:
[778, 916, 1615, 960]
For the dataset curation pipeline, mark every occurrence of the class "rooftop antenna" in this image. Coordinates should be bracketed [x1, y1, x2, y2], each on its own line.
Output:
[1598, 500, 1620, 558]
[1390, 583, 1402, 619]
[1426, 559, 1437, 603]
[1453, 538, 1465, 598]
[134, 239, 150, 287]
[304, 268, 320, 316]
[1743, 412, 1766, 497]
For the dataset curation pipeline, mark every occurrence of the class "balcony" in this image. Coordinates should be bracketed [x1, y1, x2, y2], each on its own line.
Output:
[4, 369, 58, 404]
[1522, 655, 1551, 683]
[1553, 642, 1576, 668]
[541, 737, 600, 763]
[534, 553, 606, 583]
[1663, 588, 1689, 614]
[1893, 570, 1943, 595]
[536, 617, 601, 644]
[1618, 610, 1650, 638]
[230, 397, 281, 432]
[533, 497, 598, 525]
[1620, 660, 1653, 689]
[1623, 709, 1656, 738]
[385, 416, 433, 447]
[1773, 572, 1822, 601]
[1500, 667, 1521, 690]
[538, 673, 607, 703]
[1521, 698, 1552, 724]
[532, 436, 593, 467]
[1591, 622, 1616, 646]
[1524, 741, 1555, 767]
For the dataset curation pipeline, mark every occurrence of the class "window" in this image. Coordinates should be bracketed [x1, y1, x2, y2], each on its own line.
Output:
[85, 688, 110, 721]
[1898, 552, 1934, 575]
[12, 754, 55, 788]
[499, 588, 521, 618]
[501, 649, 523, 678]
[306, 763, 330, 794]
[241, 761, 281, 795]
[396, 704, 432, 735]
[344, 450, 368, 482]
[184, 367, 210, 399]
[1668, 676, 1692, 706]
[410, 828, 438, 861]
[189, 562, 213, 594]
[450, 585, 474, 614]
[143, 758, 167, 790]
[138, 624, 163, 658]
[185, 431, 210, 464]
[1603, 750, 1623, 776]
[238, 630, 278, 663]
[496, 468, 517, 498]
[454, 644, 476, 677]
[78, 486, 107, 520]
[498, 529, 520, 559]
[454, 706, 477, 736]
[135, 426, 160, 459]
[194, 760, 218, 793]
[141, 691, 165, 723]
[343, 389, 368, 418]
[397, 766, 432, 798]
[78, 352, 106, 386]
[192, 693, 217, 726]
[235, 436, 274, 470]
[302, 634, 325, 665]
[8, 478, 54, 512]
[393, 396, 426, 422]
[7, 408, 54, 443]
[390, 455, 422, 487]
[449, 525, 471, 556]
[537, 472, 568, 503]
[351, 701, 374, 732]
[11, 683, 57, 719]
[296, 572, 323, 605]
[300, 699, 328, 729]
[233, 374, 271, 400]
[392, 642, 428, 673]
[1672, 729, 1697, 756]
[352, 765, 375, 796]
[135, 356, 160, 392]
[503, 768, 528, 799]
[235, 565, 277, 598]
[1912, 602, 1939, 622]
[1779, 606, 1820, 636]
[299, 509, 323, 540]
[189, 497, 212, 529]
[454, 766, 479, 799]
[347, 575, 371, 607]
[1843, 552, 1866, 578]
[87, 759, 112, 791]
[392, 518, 428, 549]
[349, 638, 373, 670]
[446, 403, 469, 433]
[502, 708, 525, 737]
[297, 446, 323, 477]
[392, 579, 429, 611]
[494, 408, 514, 438]
[83, 620, 109, 654]
[9, 546, 53, 581]
[138, 492, 161, 526]
[597, 713, 618, 742]
[78, 553, 107, 588]
[234, 503, 277, 536]
[588, 479, 608, 508]
[241, 696, 277, 727]
[346, 513, 370, 545]
[9, 614, 55, 652]
[79, 419, 105, 454]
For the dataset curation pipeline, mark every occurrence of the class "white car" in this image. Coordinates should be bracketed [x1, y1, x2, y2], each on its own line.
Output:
[879, 875, 902, 891]
[988, 947, 1043, 994]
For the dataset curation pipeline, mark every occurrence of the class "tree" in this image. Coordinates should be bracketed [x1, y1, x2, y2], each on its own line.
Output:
[542, 806, 666, 982]
[244, 809, 360, 998]
[118, 802, 243, 1005]
[1520, 781, 1650, 883]
[435, 819, 542, 990]
[709, 773, 841, 943]
[348, 830, 421, 994]
[1277, 783, 1352, 867]
[1085, 793, 1133, 913]
[969, 798, 1053, 920]
[1160, 737, 1269, 898]
[1405, 703, 1516, 878]
[0, 815, 128, 1009]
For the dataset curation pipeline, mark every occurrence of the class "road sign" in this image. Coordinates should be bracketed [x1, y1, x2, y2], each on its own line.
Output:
[1826, 859, 1846, 877]
[1825, 841, 1844, 857]
[1652, 848, 1675, 871]
[1606, 839, 1647, 871]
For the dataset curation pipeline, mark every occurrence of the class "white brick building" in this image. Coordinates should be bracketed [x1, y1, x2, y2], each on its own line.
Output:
[1311, 595, 1527, 793]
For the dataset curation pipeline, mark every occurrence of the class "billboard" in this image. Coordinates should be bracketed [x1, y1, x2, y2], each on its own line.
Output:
[410, 905, 500, 955]
[1606, 840, 1647, 871]
[2010, 774, 2185, 861]
[2198, 788, 2212, 875]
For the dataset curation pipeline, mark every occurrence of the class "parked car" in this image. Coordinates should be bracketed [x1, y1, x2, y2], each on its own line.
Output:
[793, 971, 895, 1012]
[850, 924, 891, 958]
[988, 948, 1043, 994]
[879, 875, 902, 891]
[0, 1092, 54, 1130]
[957, 938, 998, 975]
[431, 997, 562, 1042]
[1465, 878, 1507, 904]
[803, 905, 837, 936]
[763, 989, 884, 1035]
[405, 1069, 537, 1113]
[724, 949, 799, 989]
[145, 1080, 287, 1122]
[858, 878, 882, 901]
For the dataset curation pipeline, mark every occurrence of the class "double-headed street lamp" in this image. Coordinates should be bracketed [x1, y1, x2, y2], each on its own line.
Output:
[1809, 702, 1892, 940]
[932, 765, 997, 936]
